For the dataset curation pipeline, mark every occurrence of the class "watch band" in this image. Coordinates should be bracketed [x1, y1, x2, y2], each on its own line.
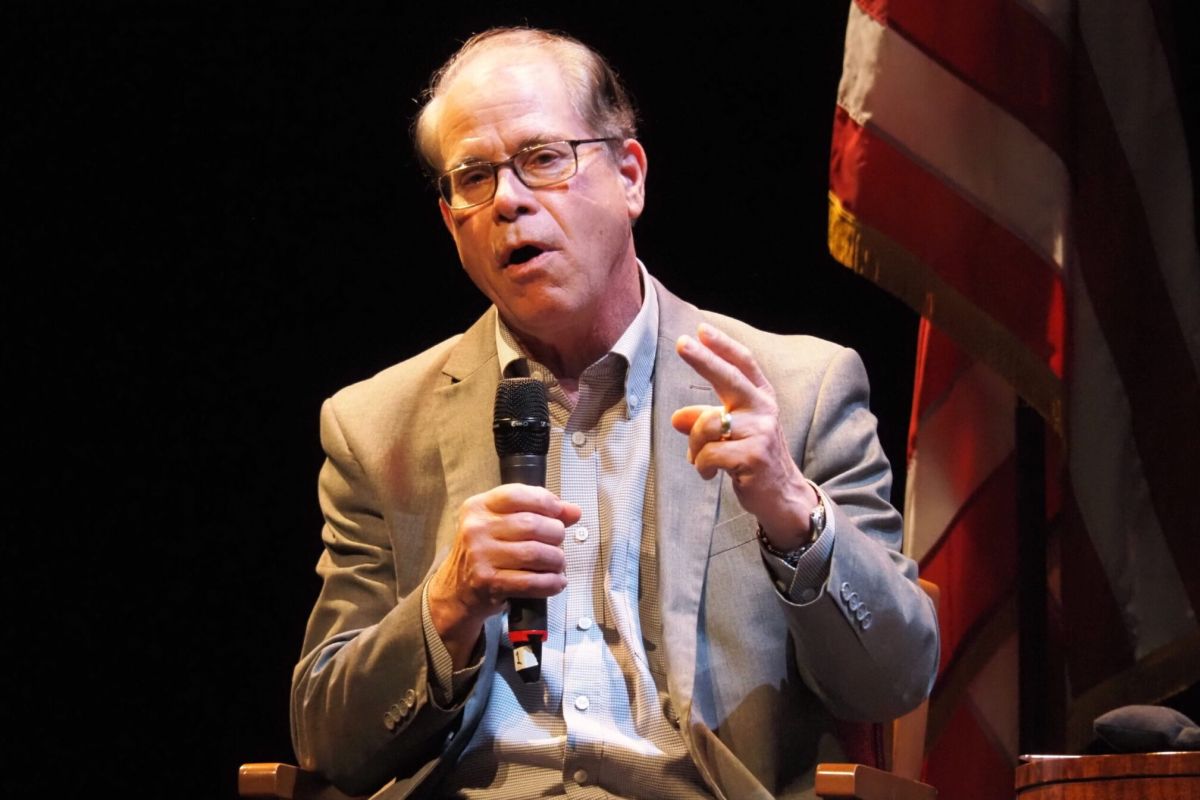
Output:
[756, 484, 826, 566]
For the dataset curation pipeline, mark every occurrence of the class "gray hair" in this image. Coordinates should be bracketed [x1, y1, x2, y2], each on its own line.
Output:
[413, 27, 638, 172]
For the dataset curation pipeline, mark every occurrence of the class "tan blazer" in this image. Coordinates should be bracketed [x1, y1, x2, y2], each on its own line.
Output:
[290, 278, 939, 800]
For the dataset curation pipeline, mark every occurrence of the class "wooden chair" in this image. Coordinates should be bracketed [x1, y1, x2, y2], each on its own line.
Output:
[238, 763, 364, 800]
[241, 579, 940, 800]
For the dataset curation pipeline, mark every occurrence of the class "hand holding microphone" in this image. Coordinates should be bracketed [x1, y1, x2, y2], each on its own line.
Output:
[426, 378, 578, 677]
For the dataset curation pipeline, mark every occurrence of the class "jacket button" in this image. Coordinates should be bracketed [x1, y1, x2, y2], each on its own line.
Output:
[403, 688, 417, 708]
[861, 612, 873, 630]
[840, 582, 852, 600]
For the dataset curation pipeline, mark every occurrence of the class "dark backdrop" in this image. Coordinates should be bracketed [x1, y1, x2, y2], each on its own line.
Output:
[3, 3, 1043, 796]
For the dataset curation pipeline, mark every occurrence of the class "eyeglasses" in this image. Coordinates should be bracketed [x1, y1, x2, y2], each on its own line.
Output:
[437, 138, 618, 209]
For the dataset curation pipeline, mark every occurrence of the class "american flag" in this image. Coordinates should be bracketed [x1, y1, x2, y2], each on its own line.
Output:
[828, 1, 1200, 796]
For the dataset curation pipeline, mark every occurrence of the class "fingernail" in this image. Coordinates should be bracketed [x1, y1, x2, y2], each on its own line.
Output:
[677, 335, 693, 352]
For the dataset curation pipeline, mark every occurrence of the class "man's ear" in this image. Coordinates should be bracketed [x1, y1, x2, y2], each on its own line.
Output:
[439, 197, 457, 236]
[617, 138, 648, 221]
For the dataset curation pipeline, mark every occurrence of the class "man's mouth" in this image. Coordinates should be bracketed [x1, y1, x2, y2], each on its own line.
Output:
[506, 245, 544, 266]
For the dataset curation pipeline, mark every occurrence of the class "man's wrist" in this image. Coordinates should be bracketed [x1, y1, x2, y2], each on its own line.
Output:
[756, 481, 826, 564]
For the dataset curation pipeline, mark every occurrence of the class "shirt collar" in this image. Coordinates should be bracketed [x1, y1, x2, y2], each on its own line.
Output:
[495, 261, 658, 417]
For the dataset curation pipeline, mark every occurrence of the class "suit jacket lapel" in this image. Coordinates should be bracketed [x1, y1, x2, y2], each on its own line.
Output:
[435, 307, 503, 530]
[649, 279, 722, 724]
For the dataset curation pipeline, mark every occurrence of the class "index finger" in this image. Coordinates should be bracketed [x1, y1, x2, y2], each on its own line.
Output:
[696, 324, 769, 390]
[676, 331, 758, 409]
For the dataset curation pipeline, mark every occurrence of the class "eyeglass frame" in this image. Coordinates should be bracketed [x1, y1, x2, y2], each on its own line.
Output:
[436, 137, 620, 210]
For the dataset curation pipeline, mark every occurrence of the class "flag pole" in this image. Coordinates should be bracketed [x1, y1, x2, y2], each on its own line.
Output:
[1016, 398, 1048, 753]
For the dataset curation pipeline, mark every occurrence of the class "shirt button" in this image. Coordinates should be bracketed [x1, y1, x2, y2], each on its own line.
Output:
[571, 431, 587, 447]
[574, 526, 589, 542]
[574, 695, 590, 711]
[574, 768, 589, 784]
[629, 393, 639, 408]
[577, 616, 593, 630]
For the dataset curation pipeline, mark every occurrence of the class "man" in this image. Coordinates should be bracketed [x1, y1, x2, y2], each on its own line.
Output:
[291, 27, 939, 800]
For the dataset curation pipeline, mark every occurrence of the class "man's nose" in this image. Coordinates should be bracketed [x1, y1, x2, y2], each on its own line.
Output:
[491, 165, 535, 220]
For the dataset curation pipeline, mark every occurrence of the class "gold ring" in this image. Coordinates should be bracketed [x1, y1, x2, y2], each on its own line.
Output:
[719, 409, 733, 440]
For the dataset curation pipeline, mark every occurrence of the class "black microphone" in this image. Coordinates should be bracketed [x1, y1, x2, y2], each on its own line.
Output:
[492, 377, 551, 682]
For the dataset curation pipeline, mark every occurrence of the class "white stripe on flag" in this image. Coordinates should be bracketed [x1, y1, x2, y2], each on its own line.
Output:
[837, 3, 1068, 271]
[966, 629, 1019, 762]
[904, 360, 1015, 562]
[1079, 0, 1200, 373]
[1067, 269, 1198, 658]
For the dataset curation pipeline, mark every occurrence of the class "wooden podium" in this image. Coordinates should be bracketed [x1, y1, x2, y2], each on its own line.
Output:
[1016, 752, 1200, 799]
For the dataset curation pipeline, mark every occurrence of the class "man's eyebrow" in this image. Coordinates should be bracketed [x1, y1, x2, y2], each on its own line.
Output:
[451, 154, 490, 168]
[445, 134, 569, 171]
[514, 134, 565, 151]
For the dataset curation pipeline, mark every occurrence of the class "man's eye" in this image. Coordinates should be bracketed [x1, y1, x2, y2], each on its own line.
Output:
[455, 167, 492, 188]
[525, 149, 566, 170]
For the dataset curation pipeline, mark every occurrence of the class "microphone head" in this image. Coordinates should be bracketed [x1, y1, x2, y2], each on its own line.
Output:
[493, 378, 550, 457]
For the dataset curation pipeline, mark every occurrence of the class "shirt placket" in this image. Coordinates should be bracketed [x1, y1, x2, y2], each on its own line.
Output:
[552, 382, 607, 797]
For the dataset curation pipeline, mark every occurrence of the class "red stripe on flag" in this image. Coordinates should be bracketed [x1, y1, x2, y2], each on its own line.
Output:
[831, 107, 1065, 376]
[1071, 51, 1200, 617]
[925, 698, 1015, 800]
[919, 452, 1018, 676]
[909, 318, 976, 461]
[853, 0, 887, 27]
[876, 0, 1070, 159]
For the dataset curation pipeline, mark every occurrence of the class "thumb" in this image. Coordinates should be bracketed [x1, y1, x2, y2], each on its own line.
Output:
[671, 405, 708, 434]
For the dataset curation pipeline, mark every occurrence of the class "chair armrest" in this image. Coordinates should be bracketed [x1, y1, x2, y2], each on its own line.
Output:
[238, 763, 367, 800]
[815, 762, 937, 800]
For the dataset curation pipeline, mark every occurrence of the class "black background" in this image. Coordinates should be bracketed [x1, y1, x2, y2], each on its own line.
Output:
[3, 3, 1195, 797]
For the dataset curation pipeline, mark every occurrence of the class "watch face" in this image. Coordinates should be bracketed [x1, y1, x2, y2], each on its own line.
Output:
[810, 505, 826, 538]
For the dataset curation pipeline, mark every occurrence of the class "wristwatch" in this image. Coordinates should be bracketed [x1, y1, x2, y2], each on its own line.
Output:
[756, 485, 826, 566]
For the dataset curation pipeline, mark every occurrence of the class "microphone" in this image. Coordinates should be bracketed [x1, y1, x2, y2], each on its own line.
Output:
[492, 377, 551, 682]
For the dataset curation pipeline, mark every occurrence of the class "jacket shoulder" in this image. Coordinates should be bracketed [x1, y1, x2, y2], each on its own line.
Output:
[326, 333, 465, 429]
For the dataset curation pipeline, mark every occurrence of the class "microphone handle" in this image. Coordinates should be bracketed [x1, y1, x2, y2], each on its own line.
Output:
[498, 453, 546, 487]
[499, 452, 548, 682]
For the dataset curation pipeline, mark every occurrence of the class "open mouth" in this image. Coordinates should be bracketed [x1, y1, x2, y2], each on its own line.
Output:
[506, 245, 544, 266]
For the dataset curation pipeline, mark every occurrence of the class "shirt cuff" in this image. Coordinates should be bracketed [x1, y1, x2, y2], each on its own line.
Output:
[421, 580, 485, 709]
[759, 485, 837, 604]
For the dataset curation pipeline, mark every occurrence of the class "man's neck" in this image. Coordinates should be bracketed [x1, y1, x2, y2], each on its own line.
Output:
[509, 267, 645, 381]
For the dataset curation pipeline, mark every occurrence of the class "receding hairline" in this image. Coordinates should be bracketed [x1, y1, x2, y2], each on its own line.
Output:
[414, 28, 637, 172]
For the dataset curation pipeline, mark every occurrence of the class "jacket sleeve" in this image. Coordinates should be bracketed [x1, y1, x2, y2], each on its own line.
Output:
[289, 398, 483, 796]
[777, 346, 940, 722]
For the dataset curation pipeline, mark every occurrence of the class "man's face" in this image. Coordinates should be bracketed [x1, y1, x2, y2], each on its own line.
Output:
[433, 50, 647, 345]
